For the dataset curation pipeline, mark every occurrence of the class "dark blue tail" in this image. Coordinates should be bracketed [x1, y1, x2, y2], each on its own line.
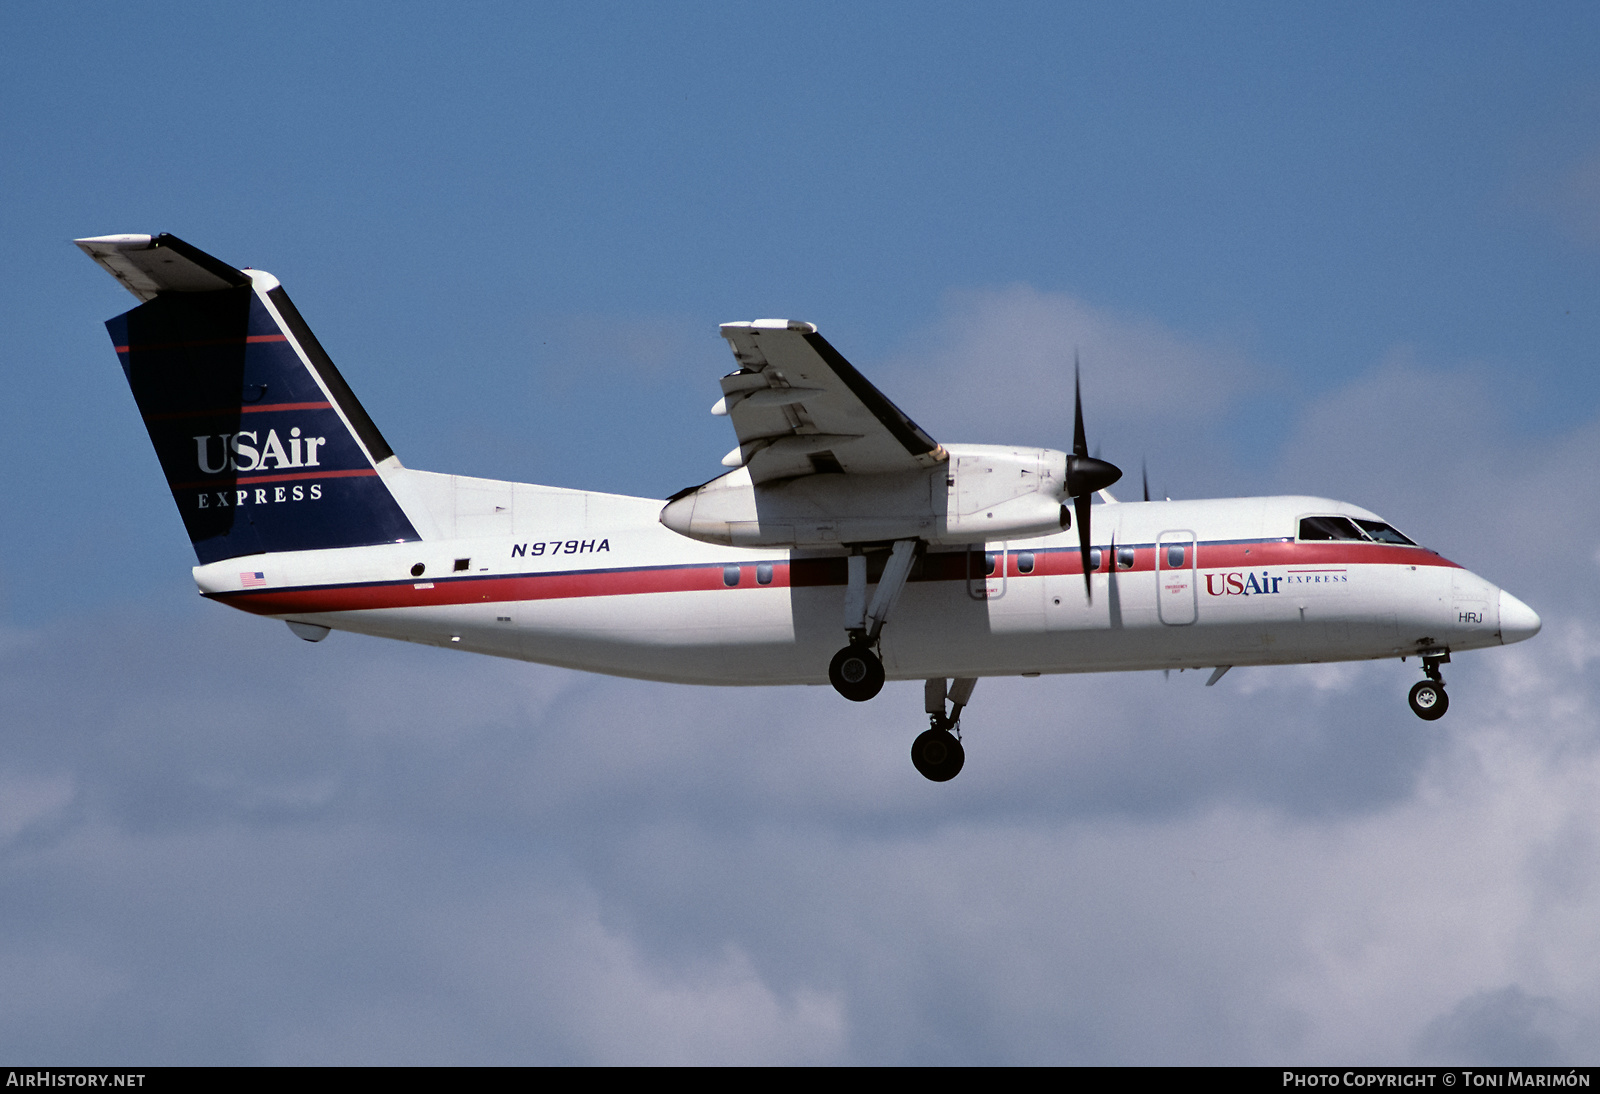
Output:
[84, 234, 420, 564]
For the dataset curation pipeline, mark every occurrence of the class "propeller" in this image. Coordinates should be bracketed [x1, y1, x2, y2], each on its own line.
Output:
[1066, 355, 1122, 599]
[1142, 458, 1150, 503]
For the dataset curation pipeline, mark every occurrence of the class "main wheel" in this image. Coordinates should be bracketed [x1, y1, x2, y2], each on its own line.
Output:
[828, 643, 884, 702]
[911, 728, 965, 782]
[1408, 680, 1448, 721]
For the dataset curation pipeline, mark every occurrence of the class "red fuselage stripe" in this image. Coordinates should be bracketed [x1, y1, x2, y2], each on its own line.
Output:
[210, 540, 1460, 617]
[216, 561, 793, 616]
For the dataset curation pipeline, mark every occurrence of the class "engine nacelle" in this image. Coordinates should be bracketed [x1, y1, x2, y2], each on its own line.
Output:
[660, 444, 1070, 548]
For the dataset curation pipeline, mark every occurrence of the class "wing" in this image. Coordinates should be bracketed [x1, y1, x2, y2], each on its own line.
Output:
[717, 320, 946, 484]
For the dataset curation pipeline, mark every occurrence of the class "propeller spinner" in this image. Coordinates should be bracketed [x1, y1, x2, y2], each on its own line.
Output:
[1065, 358, 1122, 599]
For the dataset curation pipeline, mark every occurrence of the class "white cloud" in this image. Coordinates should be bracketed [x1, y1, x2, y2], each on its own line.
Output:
[876, 285, 1262, 494]
[261, 882, 846, 1065]
[5, 589, 1596, 1063]
[457, 899, 845, 1066]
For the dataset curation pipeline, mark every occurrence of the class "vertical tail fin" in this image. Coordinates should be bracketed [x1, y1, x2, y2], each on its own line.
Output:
[78, 234, 421, 564]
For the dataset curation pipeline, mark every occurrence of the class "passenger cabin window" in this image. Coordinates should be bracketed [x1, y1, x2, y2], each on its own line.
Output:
[1166, 545, 1185, 568]
[1088, 547, 1102, 572]
[723, 565, 741, 587]
[1117, 547, 1135, 570]
[985, 552, 998, 576]
[1016, 551, 1035, 574]
[756, 563, 774, 585]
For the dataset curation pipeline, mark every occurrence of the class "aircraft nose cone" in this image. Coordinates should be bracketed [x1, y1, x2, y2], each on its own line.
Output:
[1498, 589, 1541, 645]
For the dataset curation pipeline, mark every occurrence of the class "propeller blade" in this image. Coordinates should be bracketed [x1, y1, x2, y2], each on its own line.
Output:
[1142, 458, 1150, 503]
[1073, 354, 1088, 458]
[1065, 353, 1121, 602]
[1076, 491, 1094, 600]
[1064, 357, 1122, 500]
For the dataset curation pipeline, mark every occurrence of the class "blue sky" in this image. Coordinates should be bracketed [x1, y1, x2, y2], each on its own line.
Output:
[3, 2, 1600, 1064]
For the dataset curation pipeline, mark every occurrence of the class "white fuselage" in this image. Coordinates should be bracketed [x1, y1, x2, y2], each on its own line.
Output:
[193, 470, 1529, 685]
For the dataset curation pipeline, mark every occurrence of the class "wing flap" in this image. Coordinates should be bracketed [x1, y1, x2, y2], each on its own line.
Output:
[717, 321, 944, 483]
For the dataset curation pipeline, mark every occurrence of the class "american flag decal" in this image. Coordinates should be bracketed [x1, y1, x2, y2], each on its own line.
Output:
[241, 571, 267, 587]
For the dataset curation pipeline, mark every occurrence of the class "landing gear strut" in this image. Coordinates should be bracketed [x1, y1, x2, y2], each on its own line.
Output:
[828, 539, 918, 703]
[1408, 652, 1450, 721]
[913, 677, 976, 781]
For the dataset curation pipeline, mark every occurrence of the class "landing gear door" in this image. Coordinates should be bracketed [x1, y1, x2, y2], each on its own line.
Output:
[1157, 530, 1197, 625]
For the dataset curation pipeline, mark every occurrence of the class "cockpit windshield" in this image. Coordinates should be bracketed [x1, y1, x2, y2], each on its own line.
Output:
[1297, 515, 1418, 546]
[1352, 519, 1416, 546]
[1298, 516, 1365, 541]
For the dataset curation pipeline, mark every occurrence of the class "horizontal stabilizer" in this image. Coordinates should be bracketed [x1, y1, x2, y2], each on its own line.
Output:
[74, 233, 251, 301]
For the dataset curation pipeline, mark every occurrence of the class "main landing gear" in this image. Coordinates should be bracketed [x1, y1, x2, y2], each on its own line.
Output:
[828, 539, 919, 704]
[829, 642, 885, 702]
[1407, 651, 1450, 721]
[914, 677, 976, 781]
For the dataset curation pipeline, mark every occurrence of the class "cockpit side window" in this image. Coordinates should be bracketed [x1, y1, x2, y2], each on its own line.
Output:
[1298, 516, 1366, 541]
[1353, 519, 1417, 546]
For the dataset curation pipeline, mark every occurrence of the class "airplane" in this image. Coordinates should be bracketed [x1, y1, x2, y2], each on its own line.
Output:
[77, 233, 1543, 782]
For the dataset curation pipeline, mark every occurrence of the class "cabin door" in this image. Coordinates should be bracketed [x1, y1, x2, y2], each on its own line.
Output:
[1157, 530, 1198, 625]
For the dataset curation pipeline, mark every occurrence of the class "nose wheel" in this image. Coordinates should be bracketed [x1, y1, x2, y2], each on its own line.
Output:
[1408, 653, 1449, 721]
[912, 677, 976, 781]
[912, 724, 965, 781]
[1408, 679, 1448, 719]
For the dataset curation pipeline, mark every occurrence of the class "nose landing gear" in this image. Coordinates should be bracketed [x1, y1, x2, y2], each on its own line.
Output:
[1408, 652, 1450, 721]
[913, 678, 976, 781]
